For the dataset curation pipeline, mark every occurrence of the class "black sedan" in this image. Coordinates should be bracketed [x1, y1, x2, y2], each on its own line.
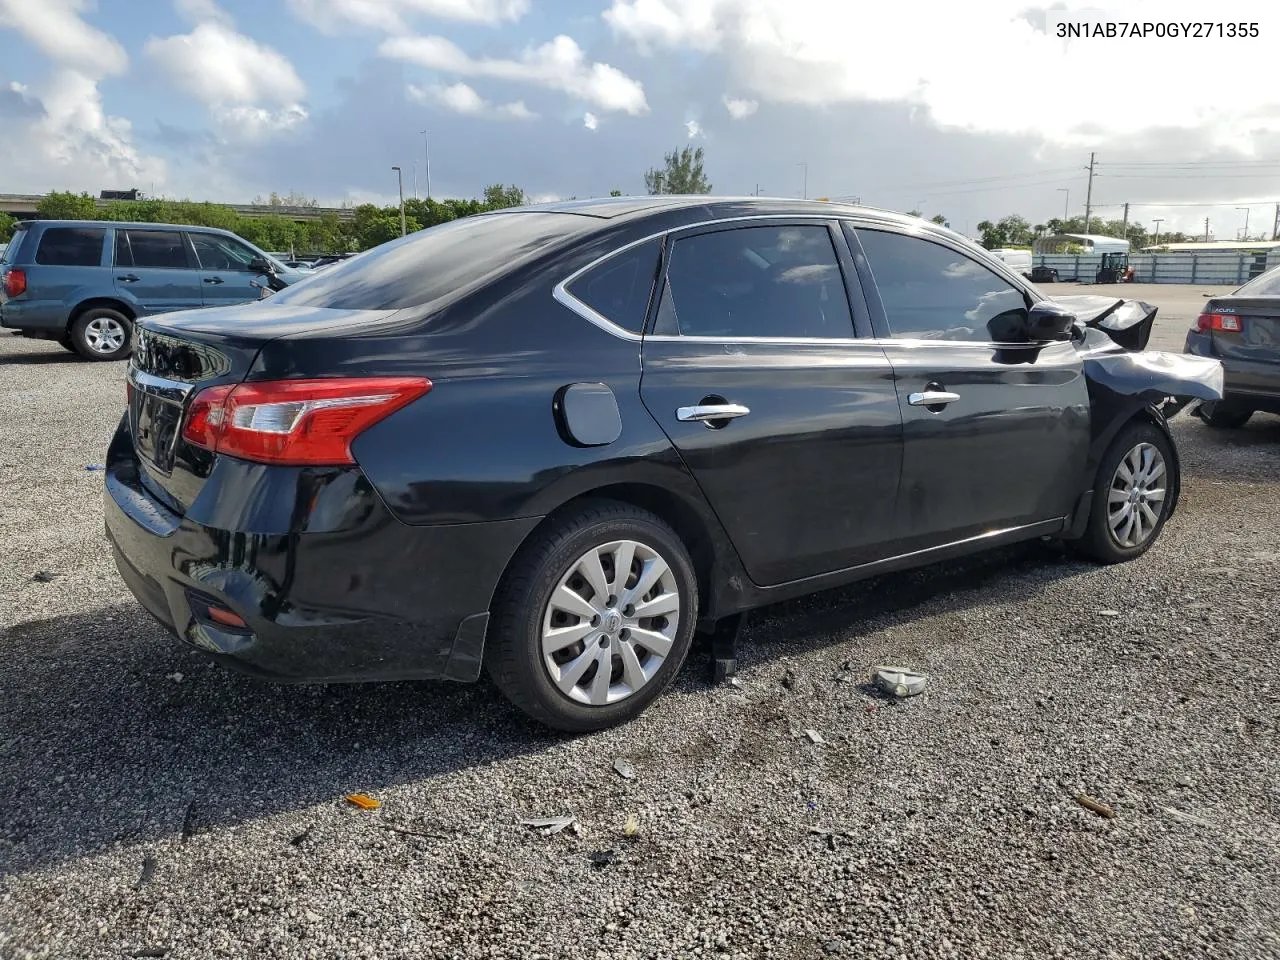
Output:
[1184, 264, 1280, 428]
[105, 197, 1222, 731]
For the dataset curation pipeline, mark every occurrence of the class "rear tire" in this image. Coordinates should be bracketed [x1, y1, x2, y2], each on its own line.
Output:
[1074, 421, 1175, 565]
[70, 307, 132, 361]
[485, 500, 698, 732]
[1196, 401, 1252, 429]
[57, 334, 77, 353]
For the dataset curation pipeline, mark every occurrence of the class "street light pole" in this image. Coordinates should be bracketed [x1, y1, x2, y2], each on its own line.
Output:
[1237, 206, 1250, 240]
[392, 166, 406, 237]
[1152, 218, 1163, 247]
[421, 129, 432, 202]
[1056, 187, 1069, 220]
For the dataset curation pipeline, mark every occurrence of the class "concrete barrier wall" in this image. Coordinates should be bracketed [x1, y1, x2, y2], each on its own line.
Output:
[1034, 250, 1280, 285]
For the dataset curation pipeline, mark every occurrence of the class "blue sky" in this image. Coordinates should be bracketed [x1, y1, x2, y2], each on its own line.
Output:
[2, 0, 1279, 236]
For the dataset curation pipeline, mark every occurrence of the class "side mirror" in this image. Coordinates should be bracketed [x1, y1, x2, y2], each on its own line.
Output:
[1024, 301, 1076, 342]
[248, 256, 275, 275]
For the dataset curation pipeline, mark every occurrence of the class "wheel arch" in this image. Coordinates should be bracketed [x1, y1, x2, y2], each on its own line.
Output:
[68, 297, 136, 330]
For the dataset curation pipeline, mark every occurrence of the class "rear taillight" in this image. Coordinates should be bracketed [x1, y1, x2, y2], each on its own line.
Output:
[3, 269, 26, 298]
[181, 377, 431, 466]
[1196, 312, 1241, 333]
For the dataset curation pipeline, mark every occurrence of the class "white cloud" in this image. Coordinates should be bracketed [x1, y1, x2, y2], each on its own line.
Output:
[722, 95, 757, 119]
[288, 0, 528, 33]
[0, 0, 127, 78]
[380, 34, 648, 114]
[583, 112, 598, 131]
[407, 81, 538, 119]
[145, 23, 307, 139]
[685, 119, 703, 138]
[605, 0, 1280, 147]
[175, 0, 234, 27]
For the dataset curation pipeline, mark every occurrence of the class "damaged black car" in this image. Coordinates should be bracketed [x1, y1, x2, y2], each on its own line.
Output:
[104, 198, 1223, 731]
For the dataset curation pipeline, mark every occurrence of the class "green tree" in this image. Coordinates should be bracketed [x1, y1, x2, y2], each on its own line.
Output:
[644, 147, 711, 194]
[907, 209, 922, 218]
[609, 189, 623, 197]
[0, 212, 15, 241]
[36, 191, 98, 219]
[929, 214, 946, 225]
[482, 184, 526, 209]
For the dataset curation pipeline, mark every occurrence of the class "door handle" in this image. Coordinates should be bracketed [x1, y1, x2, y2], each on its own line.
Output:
[117, 274, 140, 283]
[203, 276, 224, 285]
[677, 403, 750, 424]
[907, 390, 961, 407]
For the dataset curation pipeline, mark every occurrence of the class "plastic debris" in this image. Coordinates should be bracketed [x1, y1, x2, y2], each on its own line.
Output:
[31, 571, 59, 583]
[85, 464, 104, 472]
[727, 676, 742, 689]
[1098, 610, 1121, 617]
[1074, 794, 1116, 819]
[613, 758, 636, 780]
[623, 812, 640, 839]
[345, 793, 382, 810]
[167, 672, 184, 683]
[522, 815, 576, 835]
[588, 849, 616, 869]
[1161, 806, 1215, 829]
[804, 729, 826, 745]
[871, 665, 929, 698]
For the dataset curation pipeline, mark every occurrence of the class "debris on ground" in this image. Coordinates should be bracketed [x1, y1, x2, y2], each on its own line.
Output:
[84, 464, 104, 472]
[1098, 610, 1121, 617]
[166, 672, 184, 683]
[1162, 806, 1215, 828]
[871, 665, 929, 698]
[781, 668, 797, 690]
[31, 571, 59, 583]
[135, 855, 156, 890]
[727, 676, 742, 689]
[345, 794, 382, 811]
[612, 757, 636, 780]
[1075, 794, 1116, 819]
[130, 949, 168, 958]
[289, 827, 312, 847]
[803, 729, 826, 745]
[622, 813, 640, 839]
[588, 849, 616, 869]
[522, 814, 577, 836]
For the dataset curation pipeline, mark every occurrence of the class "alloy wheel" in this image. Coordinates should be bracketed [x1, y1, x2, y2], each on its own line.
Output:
[1107, 441, 1167, 548]
[541, 539, 681, 706]
[84, 316, 127, 355]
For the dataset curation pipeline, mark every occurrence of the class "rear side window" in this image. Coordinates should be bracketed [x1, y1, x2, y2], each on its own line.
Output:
[0, 228, 23, 263]
[117, 230, 192, 269]
[270, 212, 593, 312]
[565, 238, 661, 333]
[34, 227, 105, 267]
[1237, 266, 1280, 297]
[856, 229, 1030, 343]
[656, 225, 854, 339]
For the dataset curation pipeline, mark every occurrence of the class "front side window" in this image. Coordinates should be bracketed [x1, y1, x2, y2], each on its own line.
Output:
[856, 228, 1030, 343]
[189, 233, 259, 271]
[564, 238, 661, 333]
[657, 224, 854, 338]
[35, 227, 105, 267]
[119, 230, 191, 270]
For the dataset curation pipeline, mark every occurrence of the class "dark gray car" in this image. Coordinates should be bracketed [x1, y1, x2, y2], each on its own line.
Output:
[1184, 265, 1280, 427]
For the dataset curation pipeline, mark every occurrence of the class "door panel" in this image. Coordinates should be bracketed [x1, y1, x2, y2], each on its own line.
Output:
[638, 221, 903, 586]
[113, 229, 203, 315]
[851, 225, 1090, 549]
[188, 232, 271, 306]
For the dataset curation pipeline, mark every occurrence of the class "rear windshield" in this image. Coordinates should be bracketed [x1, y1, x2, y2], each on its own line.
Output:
[269, 212, 591, 311]
[35, 227, 106, 266]
[1236, 266, 1280, 297]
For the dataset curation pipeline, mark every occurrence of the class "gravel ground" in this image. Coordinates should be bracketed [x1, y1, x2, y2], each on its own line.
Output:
[2, 311, 1279, 960]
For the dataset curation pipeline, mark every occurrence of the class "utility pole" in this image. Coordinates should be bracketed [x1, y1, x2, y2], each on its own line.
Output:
[412, 161, 418, 201]
[1082, 152, 1096, 234]
[1204, 217, 1211, 243]
[1236, 206, 1250, 240]
[754, 183, 760, 197]
[1152, 218, 1163, 247]
[1121, 201, 1129, 243]
[391, 166, 406, 237]
[427, 129, 437, 200]
[1273, 202, 1280, 241]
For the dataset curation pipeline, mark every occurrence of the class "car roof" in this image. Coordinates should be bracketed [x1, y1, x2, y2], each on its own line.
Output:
[16, 219, 237, 234]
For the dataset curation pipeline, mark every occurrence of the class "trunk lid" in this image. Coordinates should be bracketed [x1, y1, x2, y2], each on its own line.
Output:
[1201, 295, 1280, 365]
[127, 303, 399, 513]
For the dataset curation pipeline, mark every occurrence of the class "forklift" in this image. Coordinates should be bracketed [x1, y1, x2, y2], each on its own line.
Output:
[1095, 251, 1134, 284]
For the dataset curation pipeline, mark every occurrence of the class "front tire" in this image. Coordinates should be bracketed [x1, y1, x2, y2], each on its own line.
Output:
[485, 501, 698, 732]
[1074, 421, 1175, 564]
[70, 308, 132, 361]
[1196, 401, 1252, 429]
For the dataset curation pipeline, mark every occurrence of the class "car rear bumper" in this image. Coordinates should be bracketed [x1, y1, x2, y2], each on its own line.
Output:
[104, 442, 540, 684]
[1184, 330, 1280, 411]
[0, 298, 69, 333]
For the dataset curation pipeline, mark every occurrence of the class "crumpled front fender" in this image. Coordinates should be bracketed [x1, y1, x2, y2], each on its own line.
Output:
[1082, 349, 1224, 404]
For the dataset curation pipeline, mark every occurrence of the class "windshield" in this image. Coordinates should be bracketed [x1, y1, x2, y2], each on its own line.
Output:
[1236, 265, 1280, 297]
[269, 212, 593, 312]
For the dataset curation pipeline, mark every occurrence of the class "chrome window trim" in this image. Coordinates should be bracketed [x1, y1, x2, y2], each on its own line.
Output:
[552, 213, 1047, 350]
